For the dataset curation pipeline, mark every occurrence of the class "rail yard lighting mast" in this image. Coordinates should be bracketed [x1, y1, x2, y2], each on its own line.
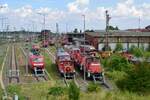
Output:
[37, 12, 47, 42]
[105, 10, 111, 51]
[37, 12, 47, 56]
[82, 14, 86, 81]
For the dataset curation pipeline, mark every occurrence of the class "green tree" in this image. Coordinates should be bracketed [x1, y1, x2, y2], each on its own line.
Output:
[129, 45, 143, 57]
[128, 45, 136, 53]
[102, 45, 111, 51]
[115, 26, 119, 30]
[140, 44, 145, 51]
[117, 62, 150, 94]
[105, 54, 132, 72]
[115, 42, 123, 51]
[68, 81, 80, 100]
[73, 28, 78, 33]
[146, 43, 150, 51]
[108, 26, 119, 30]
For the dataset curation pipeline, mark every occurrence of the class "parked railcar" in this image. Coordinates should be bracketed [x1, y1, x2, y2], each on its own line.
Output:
[56, 48, 75, 78]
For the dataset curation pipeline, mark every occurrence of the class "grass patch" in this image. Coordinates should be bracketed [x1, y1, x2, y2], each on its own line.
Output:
[87, 83, 101, 92]
[81, 90, 150, 100]
[6, 81, 68, 100]
[41, 49, 60, 80]
[0, 44, 7, 97]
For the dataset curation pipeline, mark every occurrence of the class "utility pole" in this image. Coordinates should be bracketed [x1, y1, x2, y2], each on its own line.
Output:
[37, 13, 47, 41]
[82, 14, 86, 81]
[0, 5, 6, 32]
[56, 23, 59, 34]
[0, 17, 8, 38]
[66, 23, 68, 33]
[105, 10, 111, 51]
[138, 16, 141, 30]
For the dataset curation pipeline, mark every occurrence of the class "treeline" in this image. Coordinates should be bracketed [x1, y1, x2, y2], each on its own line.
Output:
[103, 43, 150, 94]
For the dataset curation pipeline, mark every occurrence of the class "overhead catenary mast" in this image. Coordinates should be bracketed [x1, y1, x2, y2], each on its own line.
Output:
[82, 14, 86, 81]
[138, 16, 141, 30]
[56, 23, 59, 34]
[66, 23, 68, 33]
[104, 10, 111, 51]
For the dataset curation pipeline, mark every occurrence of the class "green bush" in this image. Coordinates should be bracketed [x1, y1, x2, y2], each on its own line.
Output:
[68, 81, 80, 100]
[7, 85, 21, 95]
[146, 44, 150, 51]
[87, 83, 101, 92]
[102, 45, 111, 51]
[105, 54, 133, 72]
[48, 86, 64, 96]
[106, 71, 127, 82]
[129, 45, 143, 57]
[117, 62, 150, 94]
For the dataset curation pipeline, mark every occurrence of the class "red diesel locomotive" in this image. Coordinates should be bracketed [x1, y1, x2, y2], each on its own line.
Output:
[42, 40, 49, 48]
[29, 45, 45, 76]
[56, 48, 75, 78]
[67, 46, 104, 81]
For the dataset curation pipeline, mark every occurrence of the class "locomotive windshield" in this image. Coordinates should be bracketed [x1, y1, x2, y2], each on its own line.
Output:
[59, 55, 71, 61]
[31, 49, 40, 55]
[87, 57, 99, 63]
[32, 57, 43, 62]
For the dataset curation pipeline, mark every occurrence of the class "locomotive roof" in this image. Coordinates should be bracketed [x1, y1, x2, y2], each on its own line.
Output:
[57, 51, 70, 56]
[80, 45, 95, 49]
[32, 45, 40, 49]
[71, 47, 80, 50]
[57, 48, 65, 52]
[29, 54, 43, 58]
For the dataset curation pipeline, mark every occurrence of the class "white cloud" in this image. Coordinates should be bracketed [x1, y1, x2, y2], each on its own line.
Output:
[0, 0, 149, 31]
[67, 0, 90, 13]
[0, 4, 66, 31]
[14, 5, 33, 18]
[0, 4, 10, 14]
[36, 7, 51, 14]
[76, 0, 90, 5]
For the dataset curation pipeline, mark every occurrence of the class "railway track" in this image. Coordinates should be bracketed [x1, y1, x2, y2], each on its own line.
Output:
[0, 45, 9, 98]
[20, 45, 48, 82]
[8, 44, 20, 84]
[34, 75, 48, 82]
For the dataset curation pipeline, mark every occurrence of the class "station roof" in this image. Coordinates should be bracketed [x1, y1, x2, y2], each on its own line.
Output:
[86, 30, 150, 37]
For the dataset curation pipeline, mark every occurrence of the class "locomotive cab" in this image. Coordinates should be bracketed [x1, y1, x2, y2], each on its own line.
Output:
[29, 55, 45, 76]
[42, 40, 49, 48]
[56, 50, 76, 79]
[85, 57, 103, 80]
[69, 47, 80, 60]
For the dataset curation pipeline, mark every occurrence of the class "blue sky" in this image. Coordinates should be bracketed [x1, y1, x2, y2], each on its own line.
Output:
[0, 0, 150, 32]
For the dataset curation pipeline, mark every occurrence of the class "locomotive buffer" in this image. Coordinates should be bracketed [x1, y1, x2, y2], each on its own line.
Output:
[34, 67, 45, 77]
